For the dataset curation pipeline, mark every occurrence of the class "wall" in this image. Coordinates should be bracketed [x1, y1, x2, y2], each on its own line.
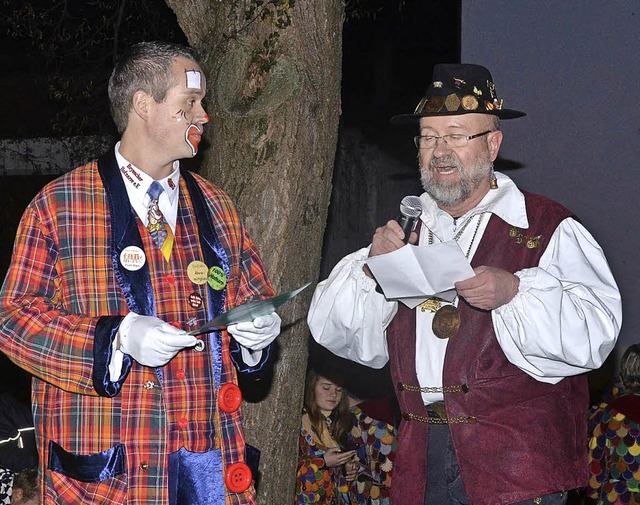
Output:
[462, 1, 639, 367]
[0, 136, 113, 175]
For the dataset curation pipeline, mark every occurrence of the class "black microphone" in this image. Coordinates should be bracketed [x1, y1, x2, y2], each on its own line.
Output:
[397, 195, 422, 243]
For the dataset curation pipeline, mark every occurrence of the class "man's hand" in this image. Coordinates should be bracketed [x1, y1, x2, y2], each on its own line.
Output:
[369, 220, 417, 257]
[118, 313, 198, 367]
[364, 220, 417, 278]
[227, 312, 281, 351]
[455, 265, 520, 310]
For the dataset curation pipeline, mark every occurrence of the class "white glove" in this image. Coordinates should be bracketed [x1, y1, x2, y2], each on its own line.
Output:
[118, 313, 198, 367]
[227, 312, 281, 351]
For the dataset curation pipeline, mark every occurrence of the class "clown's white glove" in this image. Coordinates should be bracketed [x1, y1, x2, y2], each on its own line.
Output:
[118, 313, 198, 367]
[227, 312, 281, 351]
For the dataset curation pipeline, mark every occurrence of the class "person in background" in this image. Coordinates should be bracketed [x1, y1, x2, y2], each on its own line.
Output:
[0, 467, 38, 505]
[0, 41, 281, 504]
[10, 468, 38, 505]
[308, 63, 622, 505]
[296, 369, 358, 504]
[587, 344, 640, 504]
[346, 394, 396, 505]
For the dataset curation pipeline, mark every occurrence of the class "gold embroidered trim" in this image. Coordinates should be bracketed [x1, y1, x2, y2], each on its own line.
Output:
[508, 227, 542, 249]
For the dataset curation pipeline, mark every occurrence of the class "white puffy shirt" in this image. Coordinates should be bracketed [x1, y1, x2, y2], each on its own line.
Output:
[307, 172, 622, 403]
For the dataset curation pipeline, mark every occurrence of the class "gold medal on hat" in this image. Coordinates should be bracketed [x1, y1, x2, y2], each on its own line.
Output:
[424, 213, 485, 339]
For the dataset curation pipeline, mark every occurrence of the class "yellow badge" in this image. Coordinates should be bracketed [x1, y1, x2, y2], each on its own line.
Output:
[187, 260, 209, 285]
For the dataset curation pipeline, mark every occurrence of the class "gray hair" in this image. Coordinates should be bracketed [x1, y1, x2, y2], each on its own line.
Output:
[108, 41, 201, 134]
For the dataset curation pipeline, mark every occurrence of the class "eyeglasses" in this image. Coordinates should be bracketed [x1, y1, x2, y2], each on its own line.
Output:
[413, 130, 493, 149]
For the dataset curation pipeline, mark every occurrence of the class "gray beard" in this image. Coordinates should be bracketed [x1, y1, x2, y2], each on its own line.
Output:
[419, 154, 491, 209]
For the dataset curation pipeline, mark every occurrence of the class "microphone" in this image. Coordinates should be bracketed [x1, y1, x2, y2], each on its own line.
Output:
[397, 195, 422, 243]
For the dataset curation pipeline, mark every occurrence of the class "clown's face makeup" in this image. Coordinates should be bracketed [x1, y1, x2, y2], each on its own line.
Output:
[150, 57, 209, 160]
[186, 123, 204, 156]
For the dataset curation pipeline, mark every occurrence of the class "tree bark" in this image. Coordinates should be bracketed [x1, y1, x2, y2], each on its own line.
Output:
[163, 1, 344, 501]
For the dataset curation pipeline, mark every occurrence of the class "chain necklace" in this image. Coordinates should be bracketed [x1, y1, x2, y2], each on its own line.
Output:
[428, 213, 485, 258]
[423, 213, 485, 339]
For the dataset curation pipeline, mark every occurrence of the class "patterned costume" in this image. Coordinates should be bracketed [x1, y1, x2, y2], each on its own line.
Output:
[588, 394, 640, 504]
[295, 413, 351, 504]
[0, 150, 274, 504]
[346, 406, 396, 505]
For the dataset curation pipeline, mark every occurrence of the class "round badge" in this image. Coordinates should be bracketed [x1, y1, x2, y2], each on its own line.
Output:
[432, 305, 461, 339]
[225, 462, 252, 493]
[218, 383, 242, 413]
[188, 292, 203, 309]
[187, 260, 209, 285]
[207, 266, 227, 290]
[120, 246, 146, 271]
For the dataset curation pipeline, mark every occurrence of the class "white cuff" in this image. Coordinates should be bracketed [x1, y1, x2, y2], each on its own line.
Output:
[240, 346, 262, 366]
[108, 312, 134, 381]
[109, 343, 125, 381]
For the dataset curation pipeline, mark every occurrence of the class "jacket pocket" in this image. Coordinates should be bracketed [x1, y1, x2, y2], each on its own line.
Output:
[47, 440, 128, 504]
[48, 440, 126, 482]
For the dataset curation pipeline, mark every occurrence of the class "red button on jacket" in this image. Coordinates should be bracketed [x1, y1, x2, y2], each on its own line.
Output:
[218, 383, 242, 413]
[225, 462, 252, 493]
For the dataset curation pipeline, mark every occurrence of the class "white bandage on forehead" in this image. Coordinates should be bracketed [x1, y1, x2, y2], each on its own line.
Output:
[186, 70, 201, 90]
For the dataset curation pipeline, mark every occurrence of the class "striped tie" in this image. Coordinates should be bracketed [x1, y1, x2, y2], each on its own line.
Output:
[146, 181, 174, 261]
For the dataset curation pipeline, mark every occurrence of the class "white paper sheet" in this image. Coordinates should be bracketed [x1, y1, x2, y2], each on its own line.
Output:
[365, 241, 476, 308]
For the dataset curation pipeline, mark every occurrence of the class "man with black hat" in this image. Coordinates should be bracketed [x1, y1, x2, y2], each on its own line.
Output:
[307, 63, 622, 505]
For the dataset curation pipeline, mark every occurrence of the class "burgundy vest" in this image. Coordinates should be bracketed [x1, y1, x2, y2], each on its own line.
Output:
[387, 192, 589, 505]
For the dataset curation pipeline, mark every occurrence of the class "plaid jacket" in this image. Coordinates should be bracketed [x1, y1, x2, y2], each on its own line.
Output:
[0, 150, 275, 504]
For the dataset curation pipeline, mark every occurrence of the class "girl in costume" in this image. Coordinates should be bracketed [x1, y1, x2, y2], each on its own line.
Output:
[295, 369, 357, 504]
[588, 344, 640, 504]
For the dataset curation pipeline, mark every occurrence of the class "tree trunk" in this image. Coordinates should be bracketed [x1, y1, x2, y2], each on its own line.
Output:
[163, 1, 344, 501]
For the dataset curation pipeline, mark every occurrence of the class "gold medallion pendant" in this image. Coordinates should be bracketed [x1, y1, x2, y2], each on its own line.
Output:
[432, 305, 461, 339]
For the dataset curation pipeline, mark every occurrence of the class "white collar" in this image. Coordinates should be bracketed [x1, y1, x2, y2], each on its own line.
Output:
[419, 171, 529, 232]
[114, 142, 180, 206]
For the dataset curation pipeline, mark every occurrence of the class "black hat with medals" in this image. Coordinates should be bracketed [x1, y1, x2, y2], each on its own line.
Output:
[391, 63, 526, 124]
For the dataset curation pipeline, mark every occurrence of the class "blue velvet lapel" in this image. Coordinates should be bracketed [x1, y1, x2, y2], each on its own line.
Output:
[182, 171, 272, 376]
[182, 170, 228, 389]
[182, 170, 228, 325]
[98, 150, 155, 317]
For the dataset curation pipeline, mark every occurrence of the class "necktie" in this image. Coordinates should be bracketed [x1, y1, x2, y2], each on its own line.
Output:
[146, 181, 174, 261]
